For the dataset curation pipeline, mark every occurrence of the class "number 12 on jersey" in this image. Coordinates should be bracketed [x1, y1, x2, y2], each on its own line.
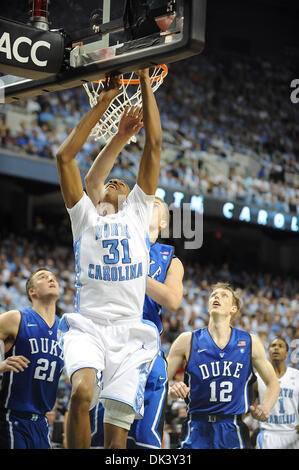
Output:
[209, 381, 233, 402]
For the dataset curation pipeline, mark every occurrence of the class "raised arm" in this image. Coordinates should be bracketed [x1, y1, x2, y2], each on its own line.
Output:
[146, 257, 184, 312]
[85, 106, 143, 206]
[56, 75, 121, 208]
[137, 68, 162, 195]
[250, 334, 280, 421]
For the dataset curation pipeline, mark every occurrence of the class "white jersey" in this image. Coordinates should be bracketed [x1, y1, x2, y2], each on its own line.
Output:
[67, 184, 154, 324]
[257, 367, 299, 432]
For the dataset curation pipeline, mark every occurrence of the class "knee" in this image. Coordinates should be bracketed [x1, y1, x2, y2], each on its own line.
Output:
[70, 379, 93, 410]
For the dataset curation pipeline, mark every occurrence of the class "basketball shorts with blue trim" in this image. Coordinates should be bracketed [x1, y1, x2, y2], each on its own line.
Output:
[128, 351, 168, 449]
[0, 409, 51, 449]
[90, 351, 168, 449]
[256, 429, 299, 449]
[58, 313, 160, 417]
[179, 413, 251, 449]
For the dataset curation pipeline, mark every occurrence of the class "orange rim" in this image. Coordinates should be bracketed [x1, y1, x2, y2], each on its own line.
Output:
[92, 64, 168, 85]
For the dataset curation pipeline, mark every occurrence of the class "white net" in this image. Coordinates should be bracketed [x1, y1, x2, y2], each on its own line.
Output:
[83, 65, 168, 144]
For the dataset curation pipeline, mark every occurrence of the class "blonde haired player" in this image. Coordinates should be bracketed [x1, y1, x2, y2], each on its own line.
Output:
[254, 337, 299, 449]
[56, 69, 162, 449]
[167, 282, 280, 449]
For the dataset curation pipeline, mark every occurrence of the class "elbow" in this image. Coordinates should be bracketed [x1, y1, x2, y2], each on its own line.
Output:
[84, 175, 90, 193]
[153, 139, 162, 152]
[170, 302, 181, 312]
[145, 136, 162, 153]
[84, 173, 91, 187]
[144, 142, 162, 164]
[167, 294, 183, 312]
[56, 150, 68, 164]
[56, 150, 63, 162]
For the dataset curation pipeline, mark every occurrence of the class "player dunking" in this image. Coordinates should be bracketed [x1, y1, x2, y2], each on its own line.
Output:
[55, 68, 162, 449]
[84, 109, 184, 448]
[167, 282, 280, 449]
[0, 268, 64, 449]
[254, 337, 299, 449]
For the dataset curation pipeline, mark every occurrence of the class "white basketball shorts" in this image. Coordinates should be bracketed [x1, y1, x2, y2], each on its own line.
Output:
[256, 429, 299, 449]
[58, 313, 160, 418]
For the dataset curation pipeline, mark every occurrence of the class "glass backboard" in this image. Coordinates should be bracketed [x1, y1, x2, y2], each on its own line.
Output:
[0, 0, 206, 103]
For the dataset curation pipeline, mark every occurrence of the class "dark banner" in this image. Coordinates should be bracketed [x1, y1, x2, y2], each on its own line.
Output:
[0, 151, 297, 233]
[155, 186, 299, 233]
[0, 17, 64, 79]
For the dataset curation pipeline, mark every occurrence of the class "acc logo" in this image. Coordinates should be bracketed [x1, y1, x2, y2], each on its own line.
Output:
[0, 32, 50, 67]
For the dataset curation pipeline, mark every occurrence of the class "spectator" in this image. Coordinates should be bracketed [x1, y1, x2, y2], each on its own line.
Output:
[0, 227, 298, 447]
[1, 50, 298, 218]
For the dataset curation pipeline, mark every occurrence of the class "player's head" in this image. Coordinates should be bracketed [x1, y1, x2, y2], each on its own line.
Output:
[100, 178, 131, 212]
[26, 268, 59, 303]
[268, 337, 289, 363]
[208, 282, 241, 319]
[149, 197, 170, 241]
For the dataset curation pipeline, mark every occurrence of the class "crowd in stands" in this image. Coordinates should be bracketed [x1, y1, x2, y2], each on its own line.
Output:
[1, 51, 299, 215]
[1, 13, 298, 445]
[0, 228, 298, 447]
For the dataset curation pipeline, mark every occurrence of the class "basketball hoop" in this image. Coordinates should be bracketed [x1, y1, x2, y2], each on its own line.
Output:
[83, 65, 168, 144]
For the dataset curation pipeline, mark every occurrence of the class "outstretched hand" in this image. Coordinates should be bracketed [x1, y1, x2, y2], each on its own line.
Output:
[118, 105, 143, 139]
[98, 74, 121, 104]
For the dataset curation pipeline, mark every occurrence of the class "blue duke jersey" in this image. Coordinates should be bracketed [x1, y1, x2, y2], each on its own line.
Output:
[143, 242, 174, 333]
[127, 242, 173, 448]
[0, 308, 64, 415]
[91, 242, 173, 449]
[66, 185, 154, 324]
[185, 328, 255, 415]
